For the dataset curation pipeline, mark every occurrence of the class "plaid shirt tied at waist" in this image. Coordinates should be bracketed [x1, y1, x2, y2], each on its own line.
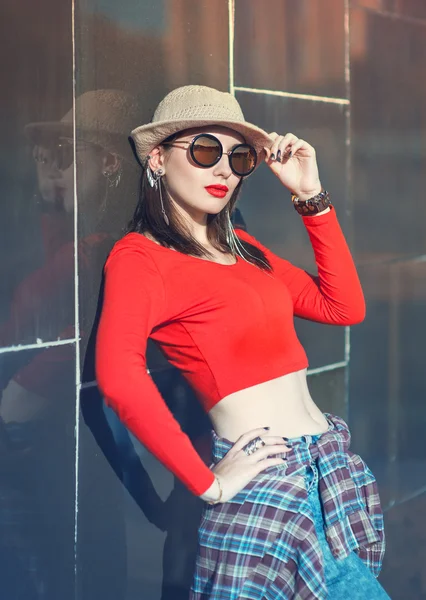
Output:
[191, 413, 385, 600]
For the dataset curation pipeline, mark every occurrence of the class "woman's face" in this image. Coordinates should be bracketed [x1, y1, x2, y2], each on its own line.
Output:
[159, 126, 245, 223]
[33, 137, 106, 213]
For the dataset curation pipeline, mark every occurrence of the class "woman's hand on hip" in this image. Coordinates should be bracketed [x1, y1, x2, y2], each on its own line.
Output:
[201, 427, 291, 504]
[264, 133, 322, 201]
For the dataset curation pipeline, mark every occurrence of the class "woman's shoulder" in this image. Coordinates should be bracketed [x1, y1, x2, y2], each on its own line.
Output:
[105, 232, 165, 274]
[110, 231, 162, 254]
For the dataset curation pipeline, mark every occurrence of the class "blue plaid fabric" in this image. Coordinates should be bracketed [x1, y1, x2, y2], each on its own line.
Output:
[190, 413, 385, 600]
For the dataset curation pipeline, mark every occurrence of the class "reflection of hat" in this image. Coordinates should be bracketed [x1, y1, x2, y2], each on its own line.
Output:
[25, 89, 139, 163]
[131, 85, 272, 166]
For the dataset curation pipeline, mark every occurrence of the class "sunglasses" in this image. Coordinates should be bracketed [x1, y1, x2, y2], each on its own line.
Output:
[32, 138, 102, 171]
[163, 133, 257, 177]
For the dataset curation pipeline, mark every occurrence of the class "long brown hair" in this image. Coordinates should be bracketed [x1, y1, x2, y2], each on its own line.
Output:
[126, 135, 272, 271]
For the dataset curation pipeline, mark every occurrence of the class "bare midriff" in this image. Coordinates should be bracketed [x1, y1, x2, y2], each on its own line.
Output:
[208, 368, 329, 442]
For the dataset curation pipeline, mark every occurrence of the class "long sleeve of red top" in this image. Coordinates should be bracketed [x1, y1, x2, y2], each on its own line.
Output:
[95, 244, 216, 496]
[237, 208, 366, 325]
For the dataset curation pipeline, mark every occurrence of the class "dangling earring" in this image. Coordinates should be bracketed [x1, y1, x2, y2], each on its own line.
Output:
[225, 210, 239, 257]
[146, 164, 157, 188]
[103, 165, 123, 188]
[226, 209, 246, 259]
[225, 209, 270, 270]
[157, 174, 169, 226]
[147, 166, 169, 226]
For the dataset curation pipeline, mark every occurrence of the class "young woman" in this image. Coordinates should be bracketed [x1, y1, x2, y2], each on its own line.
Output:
[95, 85, 390, 599]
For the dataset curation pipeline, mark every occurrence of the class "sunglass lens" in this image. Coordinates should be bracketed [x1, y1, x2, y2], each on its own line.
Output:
[230, 144, 257, 176]
[191, 135, 222, 167]
[57, 142, 74, 171]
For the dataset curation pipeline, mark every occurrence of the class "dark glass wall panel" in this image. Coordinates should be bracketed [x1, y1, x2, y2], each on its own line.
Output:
[75, 0, 231, 380]
[349, 260, 393, 509]
[236, 91, 348, 368]
[350, 3, 426, 521]
[73, 89, 142, 382]
[76, 0, 229, 128]
[78, 370, 210, 600]
[75, 3, 230, 598]
[307, 366, 347, 418]
[391, 0, 426, 19]
[0, 344, 76, 599]
[0, 1, 75, 347]
[351, 0, 388, 11]
[77, 385, 128, 599]
[352, 0, 426, 21]
[351, 258, 426, 511]
[351, 7, 426, 259]
[380, 493, 426, 600]
[395, 260, 426, 502]
[234, 0, 346, 98]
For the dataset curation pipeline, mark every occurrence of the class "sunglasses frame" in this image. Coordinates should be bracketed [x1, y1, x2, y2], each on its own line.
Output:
[163, 133, 257, 177]
[32, 137, 103, 172]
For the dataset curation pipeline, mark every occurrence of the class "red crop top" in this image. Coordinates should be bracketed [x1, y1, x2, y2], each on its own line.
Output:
[95, 208, 365, 496]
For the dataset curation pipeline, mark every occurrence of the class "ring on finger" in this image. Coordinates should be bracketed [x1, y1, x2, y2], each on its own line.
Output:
[242, 436, 265, 456]
[243, 440, 258, 456]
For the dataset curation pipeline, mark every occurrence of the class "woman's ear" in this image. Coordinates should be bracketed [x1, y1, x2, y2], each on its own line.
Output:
[147, 146, 164, 172]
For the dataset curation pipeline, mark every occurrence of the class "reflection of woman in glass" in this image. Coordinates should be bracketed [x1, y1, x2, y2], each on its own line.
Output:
[96, 86, 390, 599]
[0, 90, 139, 600]
[1, 90, 140, 430]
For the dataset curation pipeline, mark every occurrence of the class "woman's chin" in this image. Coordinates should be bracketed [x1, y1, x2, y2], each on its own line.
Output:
[204, 199, 230, 215]
[206, 208, 225, 216]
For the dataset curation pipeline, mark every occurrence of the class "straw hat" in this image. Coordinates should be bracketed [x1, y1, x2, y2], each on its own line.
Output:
[25, 90, 140, 163]
[131, 85, 272, 166]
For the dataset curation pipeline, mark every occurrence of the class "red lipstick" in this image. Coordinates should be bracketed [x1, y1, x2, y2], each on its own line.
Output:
[205, 185, 229, 198]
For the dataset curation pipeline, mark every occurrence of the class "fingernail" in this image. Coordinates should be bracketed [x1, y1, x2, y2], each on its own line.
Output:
[282, 458, 287, 462]
[276, 150, 281, 161]
[270, 153, 275, 161]
[287, 150, 292, 158]
[264, 427, 270, 430]
[283, 437, 289, 441]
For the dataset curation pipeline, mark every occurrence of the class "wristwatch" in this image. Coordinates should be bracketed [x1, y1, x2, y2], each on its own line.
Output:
[291, 190, 331, 216]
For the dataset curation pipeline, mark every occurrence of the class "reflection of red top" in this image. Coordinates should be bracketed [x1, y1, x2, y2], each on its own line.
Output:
[95, 208, 365, 496]
[0, 210, 110, 397]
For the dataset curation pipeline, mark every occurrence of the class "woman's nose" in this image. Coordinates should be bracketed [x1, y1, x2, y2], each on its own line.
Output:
[212, 153, 232, 178]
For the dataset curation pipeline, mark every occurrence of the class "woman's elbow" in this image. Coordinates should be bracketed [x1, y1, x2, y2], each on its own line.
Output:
[347, 310, 366, 326]
[95, 374, 129, 422]
[342, 298, 366, 325]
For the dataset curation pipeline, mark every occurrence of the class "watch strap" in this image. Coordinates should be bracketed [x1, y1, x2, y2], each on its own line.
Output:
[291, 190, 331, 216]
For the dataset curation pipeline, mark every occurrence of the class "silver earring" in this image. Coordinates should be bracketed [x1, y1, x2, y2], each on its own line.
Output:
[147, 167, 169, 225]
[157, 175, 169, 226]
[226, 211, 270, 270]
[226, 211, 244, 258]
[103, 165, 122, 188]
[146, 165, 157, 188]
[147, 166, 163, 189]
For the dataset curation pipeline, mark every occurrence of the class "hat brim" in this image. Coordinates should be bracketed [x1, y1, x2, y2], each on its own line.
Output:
[25, 121, 136, 164]
[25, 121, 73, 145]
[130, 119, 273, 168]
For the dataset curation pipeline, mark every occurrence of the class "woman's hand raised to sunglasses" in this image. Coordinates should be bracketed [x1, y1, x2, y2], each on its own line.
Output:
[264, 133, 322, 201]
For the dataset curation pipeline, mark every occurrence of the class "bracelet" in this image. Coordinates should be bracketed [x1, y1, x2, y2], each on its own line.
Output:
[291, 189, 331, 216]
[206, 476, 223, 505]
